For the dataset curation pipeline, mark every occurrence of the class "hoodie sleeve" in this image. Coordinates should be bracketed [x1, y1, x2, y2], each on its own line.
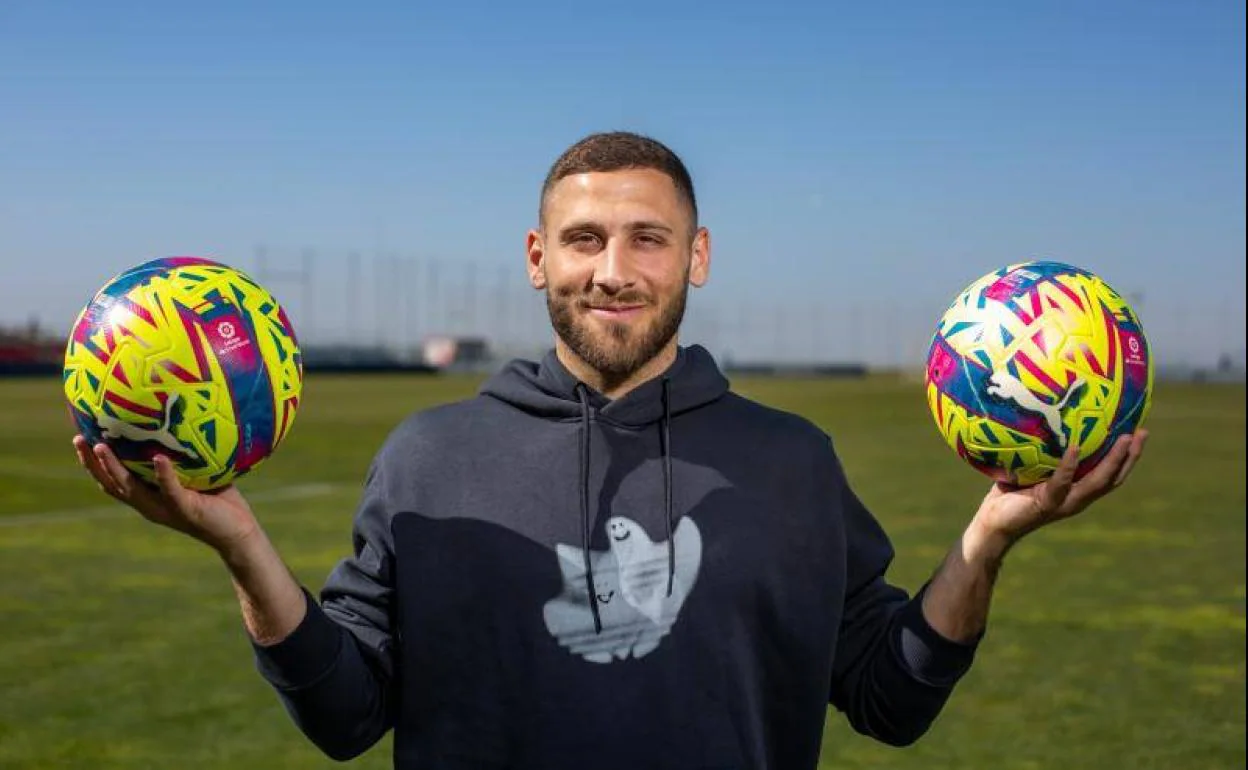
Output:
[826, 447, 981, 747]
[250, 457, 397, 761]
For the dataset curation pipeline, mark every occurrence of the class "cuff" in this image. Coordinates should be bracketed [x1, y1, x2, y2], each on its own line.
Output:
[252, 587, 345, 691]
[892, 585, 982, 687]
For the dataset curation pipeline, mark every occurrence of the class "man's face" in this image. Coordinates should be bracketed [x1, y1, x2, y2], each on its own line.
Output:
[527, 168, 710, 382]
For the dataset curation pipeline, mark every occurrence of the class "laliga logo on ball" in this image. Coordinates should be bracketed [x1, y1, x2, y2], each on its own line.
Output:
[215, 318, 252, 356]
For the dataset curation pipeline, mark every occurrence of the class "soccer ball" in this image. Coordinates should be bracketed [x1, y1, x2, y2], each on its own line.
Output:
[924, 261, 1152, 487]
[63, 256, 303, 491]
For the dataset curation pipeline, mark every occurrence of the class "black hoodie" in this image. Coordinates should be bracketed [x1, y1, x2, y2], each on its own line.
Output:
[253, 345, 979, 769]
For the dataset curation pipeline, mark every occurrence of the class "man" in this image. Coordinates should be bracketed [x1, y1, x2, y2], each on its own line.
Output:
[72, 131, 1147, 769]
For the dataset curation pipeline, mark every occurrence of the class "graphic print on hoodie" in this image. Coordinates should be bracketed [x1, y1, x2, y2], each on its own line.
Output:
[544, 515, 702, 663]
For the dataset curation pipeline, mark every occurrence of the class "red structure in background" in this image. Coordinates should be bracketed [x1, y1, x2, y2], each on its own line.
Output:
[0, 322, 63, 374]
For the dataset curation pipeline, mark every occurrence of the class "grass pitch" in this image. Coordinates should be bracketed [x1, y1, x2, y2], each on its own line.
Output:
[0, 372, 1243, 769]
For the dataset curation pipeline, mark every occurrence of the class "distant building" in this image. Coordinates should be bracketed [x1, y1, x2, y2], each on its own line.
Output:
[422, 336, 492, 371]
[0, 321, 63, 374]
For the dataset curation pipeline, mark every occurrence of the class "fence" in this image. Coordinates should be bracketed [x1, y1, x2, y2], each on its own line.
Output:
[245, 245, 1247, 375]
[2, 245, 1244, 378]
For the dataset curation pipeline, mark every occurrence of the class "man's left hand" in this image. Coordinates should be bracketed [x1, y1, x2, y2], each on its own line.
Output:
[970, 430, 1150, 549]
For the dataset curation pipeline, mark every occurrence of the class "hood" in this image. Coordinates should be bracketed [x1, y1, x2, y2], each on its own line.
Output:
[480, 343, 729, 426]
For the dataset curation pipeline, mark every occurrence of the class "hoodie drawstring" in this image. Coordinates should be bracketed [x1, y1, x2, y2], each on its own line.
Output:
[576, 384, 603, 635]
[661, 377, 675, 598]
[576, 379, 677, 636]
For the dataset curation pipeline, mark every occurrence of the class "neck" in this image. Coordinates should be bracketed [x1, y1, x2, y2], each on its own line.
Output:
[554, 338, 680, 400]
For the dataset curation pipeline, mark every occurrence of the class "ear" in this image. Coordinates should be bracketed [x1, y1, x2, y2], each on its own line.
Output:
[689, 227, 711, 288]
[526, 229, 547, 290]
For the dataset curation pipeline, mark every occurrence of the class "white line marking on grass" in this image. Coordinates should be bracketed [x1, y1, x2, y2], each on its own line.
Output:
[0, 483, 342, 527]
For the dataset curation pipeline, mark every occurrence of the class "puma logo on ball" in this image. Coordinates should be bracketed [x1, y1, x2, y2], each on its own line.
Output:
[986, 371, 1085, 447]
[97, 392, 201, 461]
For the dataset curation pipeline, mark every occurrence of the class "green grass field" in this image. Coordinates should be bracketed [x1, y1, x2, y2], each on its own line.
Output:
[0, 372, 1243, 769]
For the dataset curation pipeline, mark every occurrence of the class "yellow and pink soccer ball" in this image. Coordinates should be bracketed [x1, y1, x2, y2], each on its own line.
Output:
[63, 257, 303, 490]
[925, 261, 1153, 487]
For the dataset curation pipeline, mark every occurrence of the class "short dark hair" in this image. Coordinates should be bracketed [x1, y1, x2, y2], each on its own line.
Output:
[539, 131, 698, 228]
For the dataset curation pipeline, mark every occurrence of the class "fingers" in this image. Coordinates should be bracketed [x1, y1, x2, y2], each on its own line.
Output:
[91, 441, 164, 513]
[93, 442, 136, 497]
[153, 455, 193, 512]
[73, 435, 122, 500]
[1113, 429, 1149, 487]
[1063, 434, 1133, 513]
[1040, 442, 1080, 511]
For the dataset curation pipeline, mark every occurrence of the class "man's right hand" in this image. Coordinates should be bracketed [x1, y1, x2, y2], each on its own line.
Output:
[72, 435, 260, 556]
[72, 434, 309, 645]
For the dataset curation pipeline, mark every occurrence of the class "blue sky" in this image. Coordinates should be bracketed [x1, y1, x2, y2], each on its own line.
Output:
[1, 0, 1243, 366]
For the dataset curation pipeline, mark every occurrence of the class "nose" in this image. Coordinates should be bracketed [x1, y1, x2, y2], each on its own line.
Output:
[592, 239, 634, 295]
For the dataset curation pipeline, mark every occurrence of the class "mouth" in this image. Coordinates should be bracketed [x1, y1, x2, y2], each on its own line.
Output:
[612, 530, 631, 542]
[597, 591, 614, 603]
[584, 304, 647, 321]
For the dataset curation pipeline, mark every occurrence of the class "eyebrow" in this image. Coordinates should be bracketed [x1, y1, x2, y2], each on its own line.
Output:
[559, 220, 675, 235]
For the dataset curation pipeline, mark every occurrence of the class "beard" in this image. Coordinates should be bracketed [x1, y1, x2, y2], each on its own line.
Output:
[546, 274, 689, 384]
